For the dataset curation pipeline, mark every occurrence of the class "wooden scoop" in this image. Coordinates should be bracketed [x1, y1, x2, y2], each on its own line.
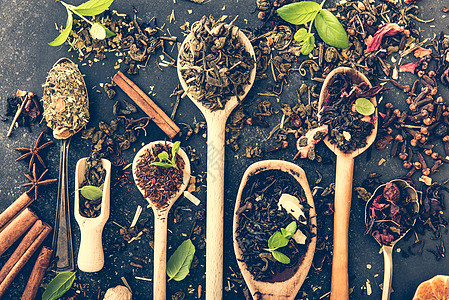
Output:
[177, 23, 256, 299]
[132, 141, 191, 300]
[233, 160, 317, 299]
[365, 179, 419, 300]
[74, 158, 111, 273]
[318, 67, 378, 300]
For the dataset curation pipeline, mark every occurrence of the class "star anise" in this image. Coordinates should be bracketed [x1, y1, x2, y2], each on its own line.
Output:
[22, 164, 57, 200]
[14, 131, 53, 171]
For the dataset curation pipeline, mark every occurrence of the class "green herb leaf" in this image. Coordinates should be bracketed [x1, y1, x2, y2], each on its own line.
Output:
[150, 161, 174, 168]
[77, 185, 103, 201]
[102, 24, 116, 38]
[42, 271, 76, 300]
[283, 221, 297, 239]
[49, 9, 73, 46]
[272, 250, 290, 264]
[294, 28, 308, 42]
[90, 23, 107, 40]
[301, 34, 315, 55]
[167, 239, 196, 281]
[171, 141, 181, 164]
[268, 231, 289, 250]
[158, 151, 170, 162]
[73, 0, 114, 16]
[277, 1, 321, 25]
[314, 9, 349, 49]
[355, 98, 375, 116]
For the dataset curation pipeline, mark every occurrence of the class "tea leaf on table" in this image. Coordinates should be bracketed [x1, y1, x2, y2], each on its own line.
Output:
[73, 0, 114, 16]
[277, 1, 321, 25]
[356, 98, 375, 116]
[42, 271, 76, 300]
[314, 9, 349, 49]
[272, 250, 290, 264]
[268, 231, 289, 250]
[301, 34, 315, 55]
[48, 8, 73, 46]
[77, 185, 103, 200]
[167, 239, 196, 281]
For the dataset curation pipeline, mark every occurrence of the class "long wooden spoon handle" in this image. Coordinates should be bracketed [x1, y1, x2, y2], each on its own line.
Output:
[381, 246, 394, 300]
[153, 217, 168, 300]
[205, 118, 226, 300]
[330, 155, 354, 300]
[77, 226, 104, 272]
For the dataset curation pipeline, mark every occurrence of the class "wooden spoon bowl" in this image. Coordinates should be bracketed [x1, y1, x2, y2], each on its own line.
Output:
[318, 67, 378, 300]
[233, 160, 317, 300]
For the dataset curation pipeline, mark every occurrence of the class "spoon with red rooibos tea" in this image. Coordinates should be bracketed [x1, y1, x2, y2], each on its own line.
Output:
[365, 179, 419, 300]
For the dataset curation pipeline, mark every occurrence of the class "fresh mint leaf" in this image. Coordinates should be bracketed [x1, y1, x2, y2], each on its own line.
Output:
[150, 161, 173, 168]
[301, 34, 315, 55]
[284, 221, 297, 238]
[268, 231, 289, 250]
[314, 9, 349, 49]
[293, 28, 308, 42]
[158, 151, 170, 162]
[102, 24, 116, 38]
[355, 98, 375, 116]
[171, 141, 181, 164]
[77, 185, 103, 201]
[277, 1, 321, 25]
[42, 271, 76, 300]
[49, 8, 73, 46]
[167, 239, 196, 281]
[73, 0, 114, 16]
[272, 250, 290, 264]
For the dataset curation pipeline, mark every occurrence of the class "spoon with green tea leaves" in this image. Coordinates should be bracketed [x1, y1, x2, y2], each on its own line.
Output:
[233, 160, 317, 299]
[132, 141, 191, 300]
[365, 179, 419, 300]
[42, 58, 90, 272]
[318, 67, 378, 300]
[177, 15, 256, 299]
[74, 157, 111, 273]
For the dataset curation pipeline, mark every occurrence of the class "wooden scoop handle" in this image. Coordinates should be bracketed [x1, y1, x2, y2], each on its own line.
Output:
[77, 224, 105, 272]
[330, 155, 354, 300]
[153, 216, 168, 300]
[381, 246, 393, 300]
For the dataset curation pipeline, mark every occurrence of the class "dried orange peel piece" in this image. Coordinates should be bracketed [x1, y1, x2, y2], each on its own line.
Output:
[413, 275, 449, 300]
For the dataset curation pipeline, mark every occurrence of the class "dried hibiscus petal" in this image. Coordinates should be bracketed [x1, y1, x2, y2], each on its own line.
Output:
[399, 62, 419, 74]
[383, 182, 400, 203]
[367, 23, 404, 52]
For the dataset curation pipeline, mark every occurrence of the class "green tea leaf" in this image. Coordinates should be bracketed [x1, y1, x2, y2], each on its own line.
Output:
[73, 0, 114, 16]
[42, 271, 76, 300]
[171, 141, 181, 162]
[78, 185, 103, 201]
[167, 239, 196, 281]
[158, 151, 170, 162]
[48, 9, 73, 46]
[277, 1, 321, 25]
[301, 34, 315, 55]
[314, 9, 349, 49]
[268, 231, 289, 250]
[272, 250, 290, 264]
[102, 24, 116, 38]
[284, 221, 297, 238]
[355, 98, 375, 116]
[150, 161, 173, 168]
[294, 28, 308, 42]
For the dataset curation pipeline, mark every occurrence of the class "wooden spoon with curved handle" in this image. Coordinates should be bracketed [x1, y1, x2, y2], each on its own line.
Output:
[132, 141, 191, 300]
[177, 23, 256, 299]
[233, 160, 317, 299]
[318, 67, 378, 300]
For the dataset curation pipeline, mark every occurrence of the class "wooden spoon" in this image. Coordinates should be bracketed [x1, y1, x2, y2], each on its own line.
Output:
[233, 160, 317, 299]
[318, 67, 378, 300]
[132, 141, 191, 300]
[177, 23, 256, 299]
[365, 179, 419, 300]
[43, 58, 90, 272]
[74, 158, 111, 272]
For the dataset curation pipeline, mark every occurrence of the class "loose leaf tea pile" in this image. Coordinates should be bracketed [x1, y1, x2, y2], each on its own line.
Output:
[178, 15, 256, 111]
[235, 169, 313, 282]
[134, 143, 185, 209]
[365, 181, 417, 246]
[78, 154, 106, 218]
[42, 60, 89, 139]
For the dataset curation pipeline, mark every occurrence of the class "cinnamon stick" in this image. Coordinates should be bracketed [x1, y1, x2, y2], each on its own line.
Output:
[0, 192, 33, 231]
[0, 221, 52, 298]
[21, 246, 53, 300]
[0, 208, 38, 256]
[113, 71, 180, 138]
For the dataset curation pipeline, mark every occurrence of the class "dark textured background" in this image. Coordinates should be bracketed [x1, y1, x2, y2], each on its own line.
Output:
[0, 0, 449, 299]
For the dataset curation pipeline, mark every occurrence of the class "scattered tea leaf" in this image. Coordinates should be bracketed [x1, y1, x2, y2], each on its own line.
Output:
[42, 271, 76, 300]
[314, 9, 349, 49]
[167, 239, 196, 281]
[77, 185, 103, 200]
[73, 0, 114, 16]
[277, 1, 321, 25]
[272, 250, 290, 264]
[49, 8, 73, 46]
[355, 98, 375, 116]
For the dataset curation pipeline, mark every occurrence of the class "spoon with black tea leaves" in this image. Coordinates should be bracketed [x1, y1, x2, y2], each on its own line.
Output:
[233, 160, 317, 299]
[42, 57, 90, 272]
[365, 179, 419, 300]
[177, 18, 256, 299]
[132, 141, 191, 300]
[318, 67, 378, 300]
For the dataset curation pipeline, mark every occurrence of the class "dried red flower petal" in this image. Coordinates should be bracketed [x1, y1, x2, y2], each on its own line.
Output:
[414, 47, 432, 58]
[383, 182, 401, 203]
[399, 62, 419, 74]
[367, 23, 404, 52]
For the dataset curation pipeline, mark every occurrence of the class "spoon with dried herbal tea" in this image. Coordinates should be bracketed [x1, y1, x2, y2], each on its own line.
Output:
[318, 67, 378, 300]
[42, 57, 90, 272]
[233, 160, 317, 299]
[74, 155, 111, 272]
[365, 179, 419, 300]
[177, 15, 256, 298]
[132, 141, 191, 300]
